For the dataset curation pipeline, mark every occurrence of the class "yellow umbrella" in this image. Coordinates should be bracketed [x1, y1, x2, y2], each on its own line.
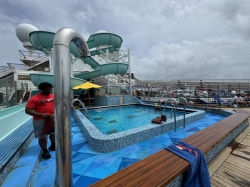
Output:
[73, 82, 102, 89]
[73, 82, 102, 107]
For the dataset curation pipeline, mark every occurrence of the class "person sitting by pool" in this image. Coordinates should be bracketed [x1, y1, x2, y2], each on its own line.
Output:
[151, 115, 167, 124]
[159, 99, 165, 104]
[96, 89, 100, 96]
[234, 93, 246, 107]
[243, 93, 250, 106]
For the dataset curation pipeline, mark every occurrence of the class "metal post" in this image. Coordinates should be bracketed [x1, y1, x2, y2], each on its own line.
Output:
[21, 82, 24, 103]
[26, 82, 29, 94]
[128, 49, 132, 95]
[25, 83, 29, 102]
[5, 78, 9, 107]
[53, 27, 89, 187]
[144, 90, 146, 101]
[183, 105, 186, 128]
[49, 51, 53, 73]
[28, 47, 33, 57]
[70, 54, 74, 77]
[106, 49, 110, 95]
[249, 81, 250, 94]
[174, 104, 177, 132]
[14, 81, 17, 105]
[148, 84, 150, 102]
[207, 82, 209, 107]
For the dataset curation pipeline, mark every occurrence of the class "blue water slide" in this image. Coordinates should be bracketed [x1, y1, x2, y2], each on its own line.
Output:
[29, 31, 128, 85]
[74, 32, 128, 80]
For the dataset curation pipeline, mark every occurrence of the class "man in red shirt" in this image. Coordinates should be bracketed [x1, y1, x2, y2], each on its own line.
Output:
[25, 82, 55, 159]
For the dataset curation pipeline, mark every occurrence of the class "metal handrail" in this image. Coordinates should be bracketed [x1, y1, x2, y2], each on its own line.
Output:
[153, 94, 161, 110]
[162, 98, 178, 131]
[0, 66, 15, 77]
[71, 99, 88, 115]
[18, 50, 44, 58]
[178, 97, 187, 128]
[137, 90, 146, 101]
[24, 56, 49, 70]
[7, 54, 49, 71]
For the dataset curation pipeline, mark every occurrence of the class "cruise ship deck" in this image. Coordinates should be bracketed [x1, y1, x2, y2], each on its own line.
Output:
[1, 23, 250, 187]
[0, 106, 249, 186]
[208, 108, 250, 187]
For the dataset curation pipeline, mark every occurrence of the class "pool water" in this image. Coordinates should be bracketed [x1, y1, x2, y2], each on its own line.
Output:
[86, 105, 189, 134]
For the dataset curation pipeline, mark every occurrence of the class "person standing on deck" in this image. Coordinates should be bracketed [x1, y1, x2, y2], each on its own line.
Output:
[199, 80, 204, 89]
[25, 82, 55, 159]
[177, 80, 181, 89]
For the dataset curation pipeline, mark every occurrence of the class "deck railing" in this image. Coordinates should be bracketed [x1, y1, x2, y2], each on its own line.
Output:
[0, 76, 29, 108]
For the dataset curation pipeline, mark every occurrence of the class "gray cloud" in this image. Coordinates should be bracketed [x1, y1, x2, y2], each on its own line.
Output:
[0, 0, 250, 80]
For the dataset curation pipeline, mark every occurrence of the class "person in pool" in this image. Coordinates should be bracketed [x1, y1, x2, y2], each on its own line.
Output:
[152, 115, 167, 124]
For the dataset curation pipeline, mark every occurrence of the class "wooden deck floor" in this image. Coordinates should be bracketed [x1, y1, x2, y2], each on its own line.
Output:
[209, 109, 250, 187]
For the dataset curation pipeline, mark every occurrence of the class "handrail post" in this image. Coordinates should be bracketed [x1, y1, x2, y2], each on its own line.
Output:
[21, 82, 24, 103]
[178, 97, 187, 129]
[14, 81, 17, 105]
[174, 103, 177, 132]
[148, 84, 150, 103]
[161, 98, 178, 131]
[183, 104, 186, 128]
[5, 78, 9, 107]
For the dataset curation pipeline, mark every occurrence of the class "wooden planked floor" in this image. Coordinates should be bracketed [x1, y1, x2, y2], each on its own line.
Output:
[210, 129, 250, 187]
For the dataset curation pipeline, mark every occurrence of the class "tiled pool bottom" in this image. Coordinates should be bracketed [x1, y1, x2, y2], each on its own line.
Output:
[68, 112, 224, 187]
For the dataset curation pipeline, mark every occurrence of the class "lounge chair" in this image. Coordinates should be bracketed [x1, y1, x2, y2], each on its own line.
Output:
[219, 90, 229, 98]
[213, 95, 233, 106]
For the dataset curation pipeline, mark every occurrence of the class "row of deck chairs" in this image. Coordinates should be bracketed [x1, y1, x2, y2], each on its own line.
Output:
[195, 89, 234, 106]
[219, 89, 235, 98]
[207, 89, 234, 98]
[212, 94, 234, 106]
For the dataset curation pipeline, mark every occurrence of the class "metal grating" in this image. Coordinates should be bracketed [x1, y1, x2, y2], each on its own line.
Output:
[0, 119, 33, 171]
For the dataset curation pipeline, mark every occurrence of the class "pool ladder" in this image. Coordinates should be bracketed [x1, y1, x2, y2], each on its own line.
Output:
[154, 94, 160, 109]
[71, 99, 88, 123]
[161, 97, 187, 132]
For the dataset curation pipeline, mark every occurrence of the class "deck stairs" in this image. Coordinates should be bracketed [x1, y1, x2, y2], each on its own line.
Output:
[0, 66, 15, 79]
[18, 50, 49, 70]
[21, 55, 49, 71]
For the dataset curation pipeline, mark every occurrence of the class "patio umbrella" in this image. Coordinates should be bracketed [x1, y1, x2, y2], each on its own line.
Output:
[73, 82, 102, 89]
[73, 82, 102, 106]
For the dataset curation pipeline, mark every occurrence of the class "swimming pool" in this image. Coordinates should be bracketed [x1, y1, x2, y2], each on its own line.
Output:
[24, 109, 228, 187]
[75, 104, 205, 152]
[87, 105, 191, 134]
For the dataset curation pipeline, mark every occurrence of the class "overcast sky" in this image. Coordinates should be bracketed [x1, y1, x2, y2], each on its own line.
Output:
[1, 0, 250, 81]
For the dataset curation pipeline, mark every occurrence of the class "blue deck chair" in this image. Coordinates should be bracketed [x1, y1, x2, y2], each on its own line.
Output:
[213, 95, 233, 106]
[219, 90, 228, 98]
